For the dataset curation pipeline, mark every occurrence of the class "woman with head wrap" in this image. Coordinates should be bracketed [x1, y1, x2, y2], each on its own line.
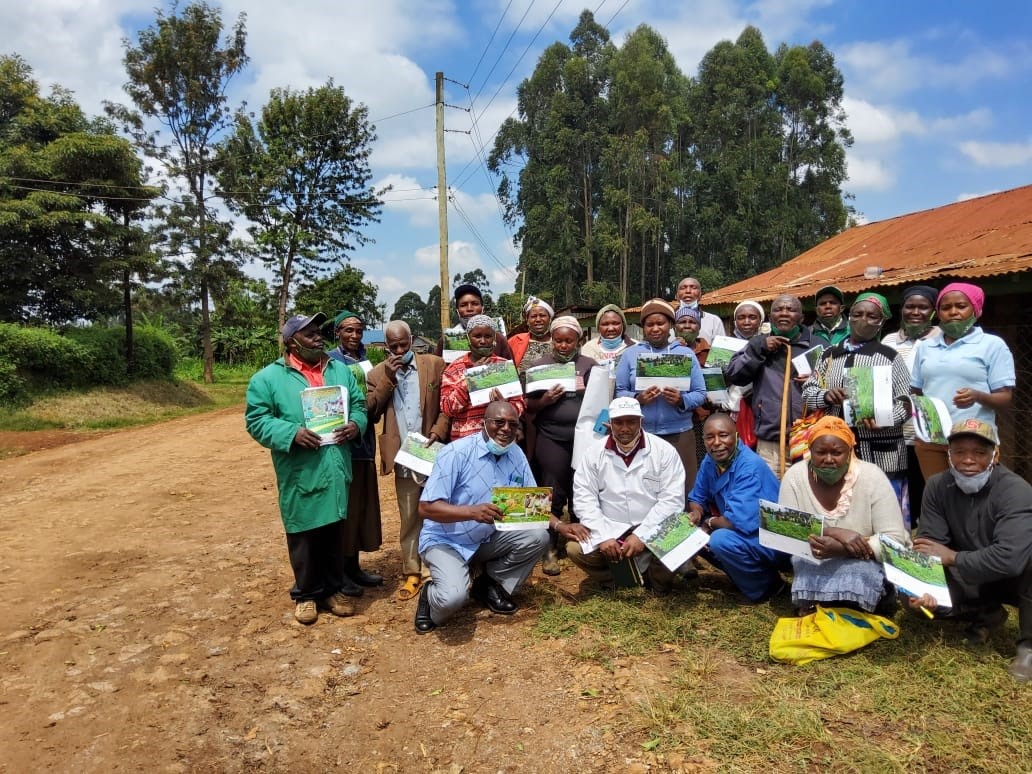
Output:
[883, 285, 939, 523]
[801, 292, 912, 521]
[327, 310, 384, 591]
[508, 296, 555, 372]
[439, 314, 526, 440]
[522, 316, 597, 574]
[582, 304, 636, 365]
[732, 300, 765, 340]
[911, 282, 1015, 479]
[778, 416, 909, 615]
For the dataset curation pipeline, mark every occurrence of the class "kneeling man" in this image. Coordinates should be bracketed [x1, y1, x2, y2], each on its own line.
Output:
[910, 419, 1032, 682]
[688, 414, 785, 602]
[567, 397, 685, 590]
[415, 401, 549, 633]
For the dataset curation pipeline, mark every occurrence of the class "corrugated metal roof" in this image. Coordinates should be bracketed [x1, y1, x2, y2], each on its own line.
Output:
[703, 184, 1032, 306]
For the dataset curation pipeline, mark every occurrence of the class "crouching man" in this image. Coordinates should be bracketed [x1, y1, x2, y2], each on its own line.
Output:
[566, 397, 686, 591]
[910, 419, 1032, 682]
[414, 401, 549, 633]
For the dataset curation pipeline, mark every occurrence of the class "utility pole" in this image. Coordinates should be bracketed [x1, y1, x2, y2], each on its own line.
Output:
[435, 71, 450, 333]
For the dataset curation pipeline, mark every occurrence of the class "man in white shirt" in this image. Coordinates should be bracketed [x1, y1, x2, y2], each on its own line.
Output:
[566, 397, 686, 591]
[675, 276, 725, 344]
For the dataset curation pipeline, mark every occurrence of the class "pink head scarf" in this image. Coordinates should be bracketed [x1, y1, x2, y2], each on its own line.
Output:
[937, 282, 984, 318]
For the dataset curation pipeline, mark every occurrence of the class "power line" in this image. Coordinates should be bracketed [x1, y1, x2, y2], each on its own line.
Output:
[604, 0, 631, 27]
[450, 193, 517, 279]
[470, 0, 536, 106]
[466, 0, 515, 87]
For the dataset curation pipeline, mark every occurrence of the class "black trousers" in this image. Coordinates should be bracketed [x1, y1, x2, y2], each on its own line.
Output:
[534, 432, 576, 520]
[285, 519, 347, 601]
[946, 564, 1032, 644]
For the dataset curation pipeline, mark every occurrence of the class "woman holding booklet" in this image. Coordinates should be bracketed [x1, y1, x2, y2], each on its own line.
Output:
[523, 316, 597, 575]
[440, 315, 526, 440]
[779, 416, 909, 616]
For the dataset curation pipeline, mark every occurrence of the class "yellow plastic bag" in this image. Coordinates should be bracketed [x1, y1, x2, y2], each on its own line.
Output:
[769, 606, 900, 665]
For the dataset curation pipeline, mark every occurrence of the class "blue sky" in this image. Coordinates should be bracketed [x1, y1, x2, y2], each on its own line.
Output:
[4, 0, 1031, 319]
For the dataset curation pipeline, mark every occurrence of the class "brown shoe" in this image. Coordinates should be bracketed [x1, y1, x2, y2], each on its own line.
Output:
[294, 600, 318, 625]
[318, 592, 355, 617]
[541, 548, 561, 576]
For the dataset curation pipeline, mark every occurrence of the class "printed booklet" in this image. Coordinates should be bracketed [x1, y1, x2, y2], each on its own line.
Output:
[908, 395, 952, 445]
[842, 365, 894, 428]
[465, 360, 523, 406]
[634, 352, 693, 391]
[637, 511, 710, 571]
[759, 499, 824, 562]
[441, 328, 471, 363]
[525, 361, 576, 393]
[706, 336, 748, 369]
[701, 366, 728, 404]
[879, 534, 953, 608]
[300, 385, 349, 445]
[393, 431, 445, 477]
[491, 487, 553, 531]
[791, 345, 826, 377]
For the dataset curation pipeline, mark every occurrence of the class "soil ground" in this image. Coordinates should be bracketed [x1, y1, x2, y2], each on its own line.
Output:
[0, 408, 676, 773]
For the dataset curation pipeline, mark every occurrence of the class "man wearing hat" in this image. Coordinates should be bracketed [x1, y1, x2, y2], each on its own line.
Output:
[434, 283, 514, 360]
[809, 285, 849, 347]
[245, 313, 368, 625]
[910, 419, 1032, 682]
[566, 396, 686, 591]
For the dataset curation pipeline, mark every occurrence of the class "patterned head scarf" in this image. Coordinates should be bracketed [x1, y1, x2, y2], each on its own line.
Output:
[522, 296, 555, 319]
[674, 306, 701, 323]
[853, 292, 891, 321]
[465, 314, 497, 333]
[937, 282, 984, 318]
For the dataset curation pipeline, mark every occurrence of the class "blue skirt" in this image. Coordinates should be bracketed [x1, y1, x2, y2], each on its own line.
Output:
[791, 556, 886, 612]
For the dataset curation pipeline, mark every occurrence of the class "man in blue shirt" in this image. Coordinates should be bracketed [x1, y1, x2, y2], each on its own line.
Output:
[415, 401, 549, 633]
[688, 414, 786, 602]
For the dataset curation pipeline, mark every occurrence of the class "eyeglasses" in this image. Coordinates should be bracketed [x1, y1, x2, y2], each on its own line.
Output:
[486, 419, 519, 429]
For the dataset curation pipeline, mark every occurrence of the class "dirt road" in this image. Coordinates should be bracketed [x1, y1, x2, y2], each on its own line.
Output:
[0, 408, 654, 772]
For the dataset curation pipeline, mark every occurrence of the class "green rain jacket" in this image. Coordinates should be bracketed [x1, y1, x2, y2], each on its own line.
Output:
[245, 357, 368, 533]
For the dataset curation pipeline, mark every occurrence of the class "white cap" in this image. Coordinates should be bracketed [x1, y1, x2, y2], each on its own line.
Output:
[608, 396, 642, 419]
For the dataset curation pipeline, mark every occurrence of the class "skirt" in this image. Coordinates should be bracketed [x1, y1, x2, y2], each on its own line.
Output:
[791, 556, 886, 612]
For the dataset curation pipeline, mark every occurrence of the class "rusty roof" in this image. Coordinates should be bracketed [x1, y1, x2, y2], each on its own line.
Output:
[703, 184, 1032, 306]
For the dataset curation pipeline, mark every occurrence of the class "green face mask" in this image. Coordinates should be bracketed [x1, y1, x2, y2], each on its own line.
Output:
[678, 331, 698, 345]
[809, 460, 850, 485]
[939, 316, 976, 339]
[771, 323, 801, 339]
[902, 322, 933, 339]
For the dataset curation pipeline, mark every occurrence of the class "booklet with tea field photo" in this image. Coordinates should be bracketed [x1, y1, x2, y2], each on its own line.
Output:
[706, 336, 748, 369]
[441, 327, 471, 363]
[634, 352, 693, 391]
[392, 431, 445, 477]
[701, 366, 728, 404]
[842, 365, 894, 428]
[300, 385, 349, 445]
[465, 360, 523, 406]
[490, 486, 553, 531]
[791, 345, 826, 377]
[908, 395, 952, 445]
[525, 361, 576, 393]
[758, 499, 824, 562]
[636, 511, 710, 571]
[879, 534, 952, 608]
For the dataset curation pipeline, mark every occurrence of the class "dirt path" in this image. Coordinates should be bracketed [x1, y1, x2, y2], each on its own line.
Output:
[0, 408, 657, 773]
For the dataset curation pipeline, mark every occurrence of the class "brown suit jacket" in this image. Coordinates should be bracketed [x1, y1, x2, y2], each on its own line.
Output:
[366, 353, 450, 475]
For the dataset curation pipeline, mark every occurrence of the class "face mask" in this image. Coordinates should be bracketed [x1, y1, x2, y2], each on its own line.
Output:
[469, 343, 495, 358]
[771, 323, 801, 339]
[680, 299, 699, 310]
[484, 436, 513, 456]
[553, 347, 579, 364]
[949, 461, 992, 494]
[940, 316, 976, 339]
[400, 350, 414, 365]
[809, 460, 850, 485]
[291, 338, 325, 359]
[678, 331, 698, 345]
[600, 335, 623, 351]
[848, 319, 883, 342]
[614, 431, 642, 454]
[902, 322, 933, 340]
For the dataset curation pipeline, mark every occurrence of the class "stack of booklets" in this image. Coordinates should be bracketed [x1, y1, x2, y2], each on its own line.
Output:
[758, 499, 824, 563]
[393, 432, 445, 477]
[490, 486, 552, 531]
[300, 385, 349, 445]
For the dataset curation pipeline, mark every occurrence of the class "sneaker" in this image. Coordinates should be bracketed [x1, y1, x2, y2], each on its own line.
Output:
[294, 600, 318, 625]
[318, 592, 355, 617]
[541, 548, 561, 576]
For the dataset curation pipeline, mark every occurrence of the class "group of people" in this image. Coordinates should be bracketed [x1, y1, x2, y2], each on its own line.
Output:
[245, 276, 1031, 682]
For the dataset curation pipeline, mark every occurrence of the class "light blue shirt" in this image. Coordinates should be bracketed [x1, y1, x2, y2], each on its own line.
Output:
[615, 340, 706, 435]
[419, 432, 536, 561]
[393, 359, 422, 439]
[911, 327, 1015, 427]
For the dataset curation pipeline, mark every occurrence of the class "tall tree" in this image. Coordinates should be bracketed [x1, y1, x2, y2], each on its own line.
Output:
[110, 1, 248, 383]
[391, 291, 427, 333]
[292, 264, 379, 327]
[218, 81, 383, 337]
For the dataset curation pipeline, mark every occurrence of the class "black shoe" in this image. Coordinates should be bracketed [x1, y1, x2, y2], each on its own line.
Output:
[471, 575, 517, 615]
[414, 581, 436, 634]
[345, 555, 383, 587]
[338, 573, 364, 597]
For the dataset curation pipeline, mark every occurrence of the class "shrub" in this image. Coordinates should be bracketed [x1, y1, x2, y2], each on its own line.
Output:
[0, 358, 26, 406]
[65, 326, 177, 384]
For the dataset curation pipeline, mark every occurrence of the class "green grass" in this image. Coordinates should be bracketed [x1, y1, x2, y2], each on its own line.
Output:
[532, 577, 1032, 771]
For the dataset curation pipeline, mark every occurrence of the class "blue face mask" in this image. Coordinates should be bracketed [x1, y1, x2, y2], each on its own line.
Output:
[400, 350, 414, 365]
[484, 437, 513, 456]
[949, 461, 993, 494]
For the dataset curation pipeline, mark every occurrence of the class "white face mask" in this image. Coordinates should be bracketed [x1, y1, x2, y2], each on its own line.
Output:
[949, 461, 993, 494]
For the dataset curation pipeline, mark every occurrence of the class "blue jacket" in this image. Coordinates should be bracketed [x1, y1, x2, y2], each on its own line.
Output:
[688, 441, 780, 536]
[615, 340, 706, 435]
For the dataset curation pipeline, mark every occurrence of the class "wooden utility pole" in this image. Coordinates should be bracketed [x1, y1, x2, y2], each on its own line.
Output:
[436, 71, 450, 332]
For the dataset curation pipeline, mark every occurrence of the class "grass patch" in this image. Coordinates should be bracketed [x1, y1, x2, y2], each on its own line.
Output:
[535, 577, 1032, 771]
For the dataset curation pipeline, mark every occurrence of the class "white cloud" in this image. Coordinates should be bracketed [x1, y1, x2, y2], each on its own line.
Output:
[845, 154, 893, 191]
[956, 189, 1001, 202]
[958, 139, 1032, 168]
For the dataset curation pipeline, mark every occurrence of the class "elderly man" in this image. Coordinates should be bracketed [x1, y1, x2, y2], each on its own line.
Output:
[366, 320, 450, 601]
[674, 276, 725, 344]
[688, 414, 786, 602]
[566, 397, 686, 591]
[414, 401, 549, 633]
[910, 419, 1032, 682]
[245, 313, 368, 624]
[726, 294, 815, 477]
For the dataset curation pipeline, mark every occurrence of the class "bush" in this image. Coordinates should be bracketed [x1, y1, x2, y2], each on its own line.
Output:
[65, 325, 177, 384]
[0, 358, 26, 406]
[0, 323, 91, 385]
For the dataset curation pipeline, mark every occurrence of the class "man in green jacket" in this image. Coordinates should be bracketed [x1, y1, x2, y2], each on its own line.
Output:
[246, 313, 369, 625]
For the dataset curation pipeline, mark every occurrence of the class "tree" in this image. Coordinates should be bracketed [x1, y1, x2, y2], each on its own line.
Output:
[292, 264, 379, 327]
[110, 1, 248, 383]
[218, 81, 383, 337]
[421, 285, 443, 340]
[391, 291, 427, 333]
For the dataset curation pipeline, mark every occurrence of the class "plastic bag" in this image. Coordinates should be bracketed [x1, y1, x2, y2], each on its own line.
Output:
[787, 409, 826, 462]
[571, 365, 615, 469]
[769, 606, 899, 665]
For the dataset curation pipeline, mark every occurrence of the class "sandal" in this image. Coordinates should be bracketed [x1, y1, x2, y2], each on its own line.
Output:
[396, 574, 424, 601]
